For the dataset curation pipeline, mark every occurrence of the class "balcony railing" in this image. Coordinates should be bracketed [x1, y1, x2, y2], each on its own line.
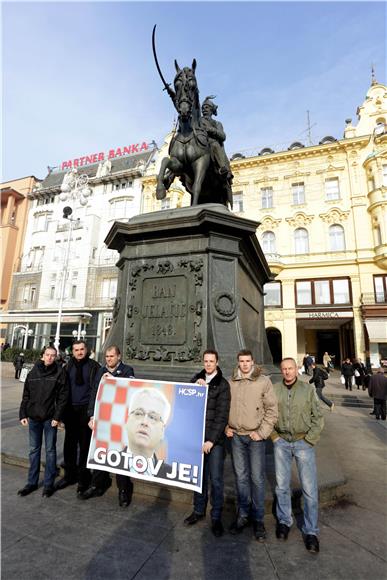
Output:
[361, 293, 387, 305]
[8, 299, 39, 311]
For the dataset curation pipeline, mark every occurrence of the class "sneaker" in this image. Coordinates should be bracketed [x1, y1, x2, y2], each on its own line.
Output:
[253, 521, 266, 542]
[276, 523, 290, 540]
[184, 512, 205, 525]
[305, 534, 320, 553]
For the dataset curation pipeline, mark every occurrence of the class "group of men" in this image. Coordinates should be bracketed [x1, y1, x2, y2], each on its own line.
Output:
[17, 342, 324, 554]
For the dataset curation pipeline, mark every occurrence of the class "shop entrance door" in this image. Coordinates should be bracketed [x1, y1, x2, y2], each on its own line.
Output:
[317, 331, 340, 367]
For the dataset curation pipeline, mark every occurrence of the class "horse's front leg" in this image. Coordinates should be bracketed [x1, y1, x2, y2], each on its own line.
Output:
[191, 155, 210, 205]
[156, 157, 172, 200]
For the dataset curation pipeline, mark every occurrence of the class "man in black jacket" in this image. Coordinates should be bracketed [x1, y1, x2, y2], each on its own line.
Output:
[368, 367, 387, 420]
[309, 363, 334, 410]
[55, 340, 100, 495]
[184, 349, 231, 538]
[18, 345, 68, 497]
[79, 345, 135, 506]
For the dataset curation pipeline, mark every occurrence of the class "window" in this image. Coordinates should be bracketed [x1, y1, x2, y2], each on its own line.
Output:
[294, 228, 309, 254]
[30, 287, 36, 303]
[27, 247, 45, 270]
[264, 282, 282, 306]
[33, 213, 49, 232]
[296, 278, 351, 306]
[374, 276, 387, 303]
[161, 198, 170, 210]
[314, 280, 330, 304]
[102, 278, 117, 299]
[109, 197, 135, 220]
[325, 177, 340, 200]
[37, 195, 55, 206]
[329, 224, 345, 251]
[50, 286, 55, 300]
[233, 192, 243, 213]
[72, 271, 78, 279]
[262, 231, 276, 254]
[261, 187, 273, 209]
[296, 281, 312, 305]
[71, 285, 77, 299]
[292, 182, 305, 205]
[383, 165, 387, 187]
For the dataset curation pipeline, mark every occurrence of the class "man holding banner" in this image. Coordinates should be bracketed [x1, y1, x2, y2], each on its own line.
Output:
[184, 350, 231, 538]
[80, 345, 135, 506]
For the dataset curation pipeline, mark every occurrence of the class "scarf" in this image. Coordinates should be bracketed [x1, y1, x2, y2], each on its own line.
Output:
[73, 356, 89, 385]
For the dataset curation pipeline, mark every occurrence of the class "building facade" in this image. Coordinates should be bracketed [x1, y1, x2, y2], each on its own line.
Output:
[0, 176, 40, 346]
[2, 145, 157, 353]
[144, 82, 387, 368]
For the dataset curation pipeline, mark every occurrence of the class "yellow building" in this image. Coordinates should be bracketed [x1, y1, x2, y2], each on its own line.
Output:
[0, 176, 40, 345]
[143, 81, 387, 368]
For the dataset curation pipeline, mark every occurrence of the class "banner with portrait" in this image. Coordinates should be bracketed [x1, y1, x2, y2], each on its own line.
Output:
[87, 377, 208, 492]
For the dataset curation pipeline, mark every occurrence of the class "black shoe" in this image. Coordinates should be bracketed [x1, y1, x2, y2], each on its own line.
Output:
[184, 512, 205, 525]
[55, 478, 77, 491]
[211, 520, 224, 538]
[276, 523, 290, 540]
[42, 487, 55, 498]
[370, 411, 375, 415]
[305, 534, 320, 553]
[118, 489, 132, 507]
[229, 515, 249, 535]
[253, 521, 266, 542]
[78, 486, 105, 500]
[76, 484, 89, 495]
[17, 484, 38, 497]
[376, 416, 380, 420]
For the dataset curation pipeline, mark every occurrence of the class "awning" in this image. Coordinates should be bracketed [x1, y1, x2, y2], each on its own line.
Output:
[365, 319, 387, 342]
[0, 312, 93, 324]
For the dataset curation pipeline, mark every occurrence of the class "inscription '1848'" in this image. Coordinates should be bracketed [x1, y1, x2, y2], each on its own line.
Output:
[140, 276, 188, 345]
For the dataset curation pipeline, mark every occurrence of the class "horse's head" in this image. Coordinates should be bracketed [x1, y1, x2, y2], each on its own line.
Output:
[173, 59, 199, 121]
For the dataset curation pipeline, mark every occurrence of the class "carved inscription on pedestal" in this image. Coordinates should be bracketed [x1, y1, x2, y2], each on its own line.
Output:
[140, 276, 187, 345]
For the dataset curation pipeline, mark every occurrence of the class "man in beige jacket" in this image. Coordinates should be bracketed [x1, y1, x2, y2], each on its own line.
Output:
[226, 349, 278, 541]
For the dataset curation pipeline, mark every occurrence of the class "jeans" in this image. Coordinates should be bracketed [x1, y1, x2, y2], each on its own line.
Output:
[273, 437, 319, 536]
[344, 376, 353, 390]
[28, 419, 58, 488]
[193, 444, 225, 520]
[231, 434, 266, 522]
[315, 387, 333, 409]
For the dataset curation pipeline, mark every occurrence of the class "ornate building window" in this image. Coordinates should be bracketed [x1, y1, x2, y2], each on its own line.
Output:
[329, 224, 345, 251]
[233, 192, 244, 213]
[296, 278, 351, 306]
[102, 277, 117, 299]
[264, 281, 282, 306]
[325, 177, 340, 200]
[383, 164, 387, 187]
[294, 228, 309, 254]
[292, 182, 305, 205]
[374, 275, 387, 303]
[161, 198, 171, 210]
[261, 187, 273, 209]
[109, 196, 135, 220]
[262, 231, 276, 254]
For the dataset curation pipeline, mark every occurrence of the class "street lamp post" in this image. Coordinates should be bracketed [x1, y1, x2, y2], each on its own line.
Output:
[53, 173, 91, 352]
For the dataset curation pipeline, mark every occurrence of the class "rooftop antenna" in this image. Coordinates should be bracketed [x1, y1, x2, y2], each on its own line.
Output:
[299, 111, 317, 146]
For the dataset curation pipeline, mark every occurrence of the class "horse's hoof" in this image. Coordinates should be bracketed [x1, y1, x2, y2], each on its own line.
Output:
[156, 186, 166, 200]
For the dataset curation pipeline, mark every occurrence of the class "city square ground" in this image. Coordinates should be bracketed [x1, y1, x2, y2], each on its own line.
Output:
[1, 362, 386, 579]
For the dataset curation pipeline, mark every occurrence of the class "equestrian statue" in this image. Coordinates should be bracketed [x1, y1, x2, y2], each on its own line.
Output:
[152, 26, 233, 208]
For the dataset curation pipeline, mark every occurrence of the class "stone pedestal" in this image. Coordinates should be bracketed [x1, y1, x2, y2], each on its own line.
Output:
[104, 204, 275, 380]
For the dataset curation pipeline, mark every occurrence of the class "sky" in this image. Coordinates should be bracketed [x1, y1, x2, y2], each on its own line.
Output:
[2, 1, 386, 182]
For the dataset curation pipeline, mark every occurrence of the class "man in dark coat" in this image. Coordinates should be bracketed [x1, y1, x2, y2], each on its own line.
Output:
[18, 345, 68, 497]
[309, 363, 334, 410]
[13, 352, 25, 379]
[55, 340, 100, 494]
[341, 358, 354, 391]
[80, 345, 135, 506]
[368, 368, 387, 420]
[184, 349, 231, 538]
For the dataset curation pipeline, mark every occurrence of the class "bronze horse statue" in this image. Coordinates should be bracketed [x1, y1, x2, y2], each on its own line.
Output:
[153, 29, 232, 208]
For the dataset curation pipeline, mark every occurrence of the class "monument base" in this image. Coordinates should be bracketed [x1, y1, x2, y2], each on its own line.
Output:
[105, 203, 278, 381]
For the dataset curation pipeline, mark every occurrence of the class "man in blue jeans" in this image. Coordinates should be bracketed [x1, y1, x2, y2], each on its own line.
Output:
[184, 350, 230, 537]
[18, 345, 68, 497]
[226, 349, 278, 541]
[272, 358, 324, 553]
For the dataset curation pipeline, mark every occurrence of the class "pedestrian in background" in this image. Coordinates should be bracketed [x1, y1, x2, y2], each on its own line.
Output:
[368, 368, 387, 421]
[353, 359, 367, 390]
[309, 363, 334, 411]
[341, 358, 354, 391]
[18, 345, 68, 497]
[13, 352, 25, 379]
[322, 352, 332, 374]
